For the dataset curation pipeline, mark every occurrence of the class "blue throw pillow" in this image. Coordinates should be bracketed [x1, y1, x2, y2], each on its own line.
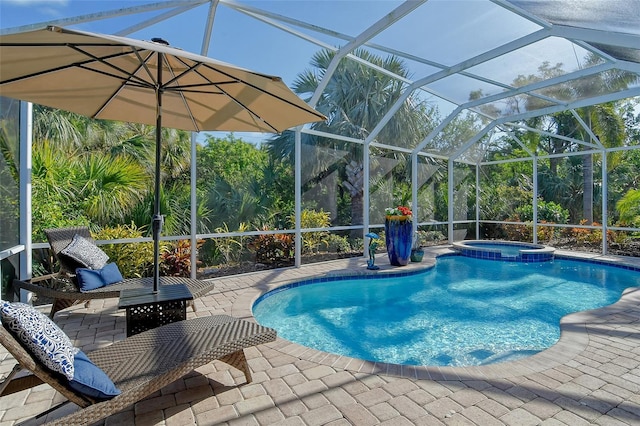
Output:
[100, 262, 124, 284]
[76, 263, 124, 292]
[75, 269, 103, 291]
[68, 350, 121, 400]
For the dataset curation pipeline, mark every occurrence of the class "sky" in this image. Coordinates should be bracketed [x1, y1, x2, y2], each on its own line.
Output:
[0, 1, 416, 85]
[0, 0, 412, 144]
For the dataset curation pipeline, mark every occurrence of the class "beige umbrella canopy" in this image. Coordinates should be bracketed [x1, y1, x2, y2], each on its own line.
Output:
[0, 25, 326, 290]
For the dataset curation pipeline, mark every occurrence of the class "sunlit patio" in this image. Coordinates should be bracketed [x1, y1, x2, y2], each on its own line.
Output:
[1, 246, 639, 425]
[2, 0, 640, 425]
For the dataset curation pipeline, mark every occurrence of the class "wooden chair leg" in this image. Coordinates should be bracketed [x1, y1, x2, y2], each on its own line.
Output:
[49, 298, 80, 318]
[0, 364, 44, 396]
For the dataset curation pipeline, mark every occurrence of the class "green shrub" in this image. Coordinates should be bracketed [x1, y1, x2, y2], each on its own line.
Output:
[31, 190, 89, 243]
[415, 230, 445, 247]
[516, 201, 569, 224]
[93, 223, 155, 278]
[480, 185, 532, 222]
[506, 200, 569, 241]
[351, 237, 364, 252]
[213, 223, 243, 264]
[326, 234, 352, 253]
[292, 209, 331, 254]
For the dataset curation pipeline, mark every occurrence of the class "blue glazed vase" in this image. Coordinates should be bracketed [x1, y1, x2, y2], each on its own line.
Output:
[384, 215, 413, 266]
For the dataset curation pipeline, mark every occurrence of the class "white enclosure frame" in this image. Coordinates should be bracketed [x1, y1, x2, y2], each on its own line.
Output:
[2, 0, 639, 287]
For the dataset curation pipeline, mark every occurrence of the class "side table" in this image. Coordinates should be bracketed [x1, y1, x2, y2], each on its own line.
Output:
[118, 284, 193, 337]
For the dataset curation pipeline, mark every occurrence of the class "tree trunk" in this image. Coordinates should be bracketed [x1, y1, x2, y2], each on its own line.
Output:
[583, 153, 594, 223]
[550, 157, 560, 176]
[327, 173, 338, 223]
[351, 193, 363, 225]
[343, 160, 364, 238]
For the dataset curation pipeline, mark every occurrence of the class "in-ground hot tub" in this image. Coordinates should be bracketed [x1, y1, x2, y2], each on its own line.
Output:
[452, 240, 555, 262]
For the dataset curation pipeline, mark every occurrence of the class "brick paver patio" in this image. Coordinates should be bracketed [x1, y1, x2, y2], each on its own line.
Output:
[1, 246, 639, 425]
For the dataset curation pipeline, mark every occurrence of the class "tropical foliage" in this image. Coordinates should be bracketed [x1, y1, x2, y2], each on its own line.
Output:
[296, 209, 331, 254]
[2, 48, 640, 282]
[93, 224, 154, 278]
[476, 61, 640, 250]
[266, 49, 436, 228]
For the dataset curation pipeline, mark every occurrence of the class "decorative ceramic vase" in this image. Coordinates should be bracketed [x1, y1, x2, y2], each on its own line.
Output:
[410, 249, 424, 262]
[384, 215, 413, 266]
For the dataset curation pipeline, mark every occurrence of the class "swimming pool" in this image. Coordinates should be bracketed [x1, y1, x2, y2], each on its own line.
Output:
[253, 255, 640, 367]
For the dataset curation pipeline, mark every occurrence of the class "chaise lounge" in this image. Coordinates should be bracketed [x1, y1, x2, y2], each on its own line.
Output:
[0, 313, 277, 425]
[13, 226, 217, 318]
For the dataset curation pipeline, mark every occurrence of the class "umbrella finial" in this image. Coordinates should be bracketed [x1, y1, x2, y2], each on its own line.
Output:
[151, 37, 169, 45]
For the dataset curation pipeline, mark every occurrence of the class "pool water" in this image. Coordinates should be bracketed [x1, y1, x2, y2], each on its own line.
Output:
[253, 256, 640, 367]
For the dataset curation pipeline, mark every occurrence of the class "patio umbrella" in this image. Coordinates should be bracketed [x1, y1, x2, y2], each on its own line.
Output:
[0, 25, 326, 291]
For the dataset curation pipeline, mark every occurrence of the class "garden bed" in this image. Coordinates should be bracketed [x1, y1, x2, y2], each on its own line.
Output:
[551, 239, 640, 257]
[199, 251, 363, 278]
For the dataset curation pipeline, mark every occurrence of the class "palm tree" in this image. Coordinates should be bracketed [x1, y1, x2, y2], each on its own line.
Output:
[559, 57, 635, 222]
[507, 59, 636, 223]
[72, 154, 148, 226]
[616, 189, 640, 227]
[33, 105, 85, 150]
[266, 48, 431, 227]
[536, 102, 628, 223]
[575, 102, 625, 222]
[29, 107, 205, 234]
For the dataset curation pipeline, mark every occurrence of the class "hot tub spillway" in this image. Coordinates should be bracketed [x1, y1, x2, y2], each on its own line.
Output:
[452, 240, 555, 262]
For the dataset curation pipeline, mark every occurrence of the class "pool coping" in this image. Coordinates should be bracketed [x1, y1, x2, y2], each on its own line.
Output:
[230, 246, 640, 381]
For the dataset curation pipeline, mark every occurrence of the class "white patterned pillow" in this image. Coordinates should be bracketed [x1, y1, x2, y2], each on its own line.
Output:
[1, 301, 79, 380]
[60, 234, 109, 270]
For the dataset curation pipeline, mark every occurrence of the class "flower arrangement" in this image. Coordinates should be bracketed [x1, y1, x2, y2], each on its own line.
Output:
[385, 205, 412, 217]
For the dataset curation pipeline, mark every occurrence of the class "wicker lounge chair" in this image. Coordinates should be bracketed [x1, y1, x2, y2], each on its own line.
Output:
[0, 314, 277, 425]
[13, 226, 216, 318]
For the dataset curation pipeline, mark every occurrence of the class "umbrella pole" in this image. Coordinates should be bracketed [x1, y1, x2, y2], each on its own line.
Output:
[152, 52, 164, 293]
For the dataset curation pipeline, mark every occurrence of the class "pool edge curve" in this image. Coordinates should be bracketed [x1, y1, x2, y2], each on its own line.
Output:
[232, 246, 640, 381]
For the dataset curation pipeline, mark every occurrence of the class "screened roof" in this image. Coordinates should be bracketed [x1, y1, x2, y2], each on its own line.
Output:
[2, 0, 639, 162]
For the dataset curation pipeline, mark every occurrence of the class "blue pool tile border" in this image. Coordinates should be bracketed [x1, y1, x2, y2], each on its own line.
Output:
[457, 248, 554, 262]
[253, 263, 436, 305]
[455, 241, 554, 263]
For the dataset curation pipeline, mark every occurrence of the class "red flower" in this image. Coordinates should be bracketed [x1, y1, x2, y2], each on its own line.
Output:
[386, 205, 412, 216]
